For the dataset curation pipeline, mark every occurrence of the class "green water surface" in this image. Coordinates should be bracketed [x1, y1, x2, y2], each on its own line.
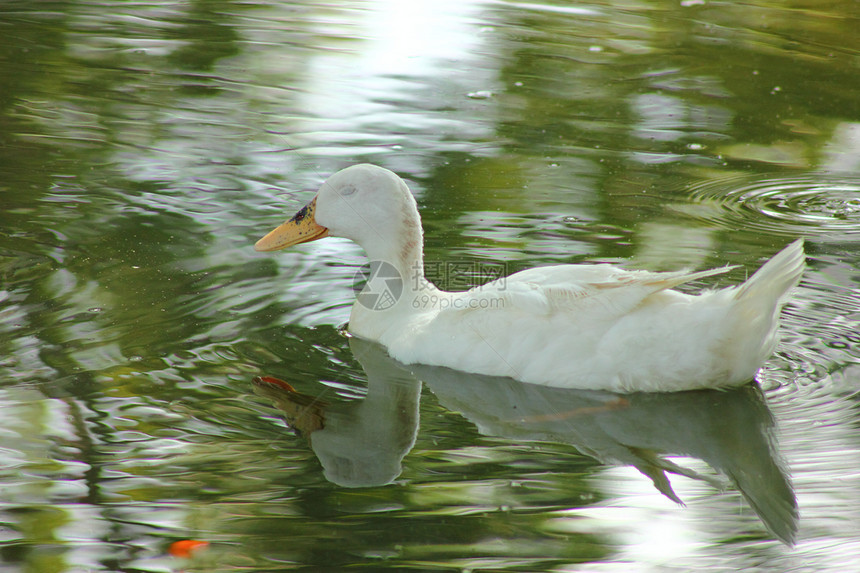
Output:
[1, 1, 859, 571]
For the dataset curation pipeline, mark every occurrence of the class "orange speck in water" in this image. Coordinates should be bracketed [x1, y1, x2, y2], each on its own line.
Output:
[169, 539, 209, 558]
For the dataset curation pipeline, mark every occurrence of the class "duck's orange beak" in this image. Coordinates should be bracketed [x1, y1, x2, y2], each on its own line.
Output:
[255, 195, 329, 252]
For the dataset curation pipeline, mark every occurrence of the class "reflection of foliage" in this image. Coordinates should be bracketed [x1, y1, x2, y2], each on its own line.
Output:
[424, 1, 860, 259]
[166, 2, 240, 72]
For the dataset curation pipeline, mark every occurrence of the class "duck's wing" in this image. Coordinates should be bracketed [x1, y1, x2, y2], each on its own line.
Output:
[450, 263, 737, 317]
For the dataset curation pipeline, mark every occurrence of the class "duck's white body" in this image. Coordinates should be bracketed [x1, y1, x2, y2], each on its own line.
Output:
[256, 164, 805, 393]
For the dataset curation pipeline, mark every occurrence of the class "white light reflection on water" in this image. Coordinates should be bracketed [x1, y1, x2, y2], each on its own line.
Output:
[287, 0, 500, 166]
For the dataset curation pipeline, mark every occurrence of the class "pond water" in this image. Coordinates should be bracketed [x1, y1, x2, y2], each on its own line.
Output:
[1, 0, 859, 571]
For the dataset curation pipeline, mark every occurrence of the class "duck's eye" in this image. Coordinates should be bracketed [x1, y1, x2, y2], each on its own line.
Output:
[340, 184, 357, 197]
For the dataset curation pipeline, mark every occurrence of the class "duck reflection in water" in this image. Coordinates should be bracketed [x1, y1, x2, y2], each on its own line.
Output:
[253, 337, 797, 545]
[253, 339, 422, 489]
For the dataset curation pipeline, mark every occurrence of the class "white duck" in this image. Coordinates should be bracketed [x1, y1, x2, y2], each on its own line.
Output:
[255, 164, 805, 393]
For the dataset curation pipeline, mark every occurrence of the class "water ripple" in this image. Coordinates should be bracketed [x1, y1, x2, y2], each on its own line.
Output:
[680, 175, 860, 239]
[760, 250, 860, 397]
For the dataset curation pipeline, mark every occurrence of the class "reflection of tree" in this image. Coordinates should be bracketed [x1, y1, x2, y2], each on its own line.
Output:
[0, 4, 70, 212]
[491, 2, 859, 159]
[420, 1, 859, 263]
[166, 2, 240, 71]
[0, 3, 287, 570]
[0, 0, 324, 371]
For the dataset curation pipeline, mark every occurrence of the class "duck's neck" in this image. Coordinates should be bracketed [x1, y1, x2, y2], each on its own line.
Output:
[349, 221, 441, 340]
[361, 205, 435, 293]
[364, 230, 438, 297]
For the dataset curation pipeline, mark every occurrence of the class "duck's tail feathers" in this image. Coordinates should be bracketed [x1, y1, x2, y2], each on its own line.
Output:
[734, 239, 805, 305]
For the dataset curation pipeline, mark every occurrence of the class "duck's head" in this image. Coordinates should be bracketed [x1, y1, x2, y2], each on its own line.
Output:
[255, 164, 423, 268]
